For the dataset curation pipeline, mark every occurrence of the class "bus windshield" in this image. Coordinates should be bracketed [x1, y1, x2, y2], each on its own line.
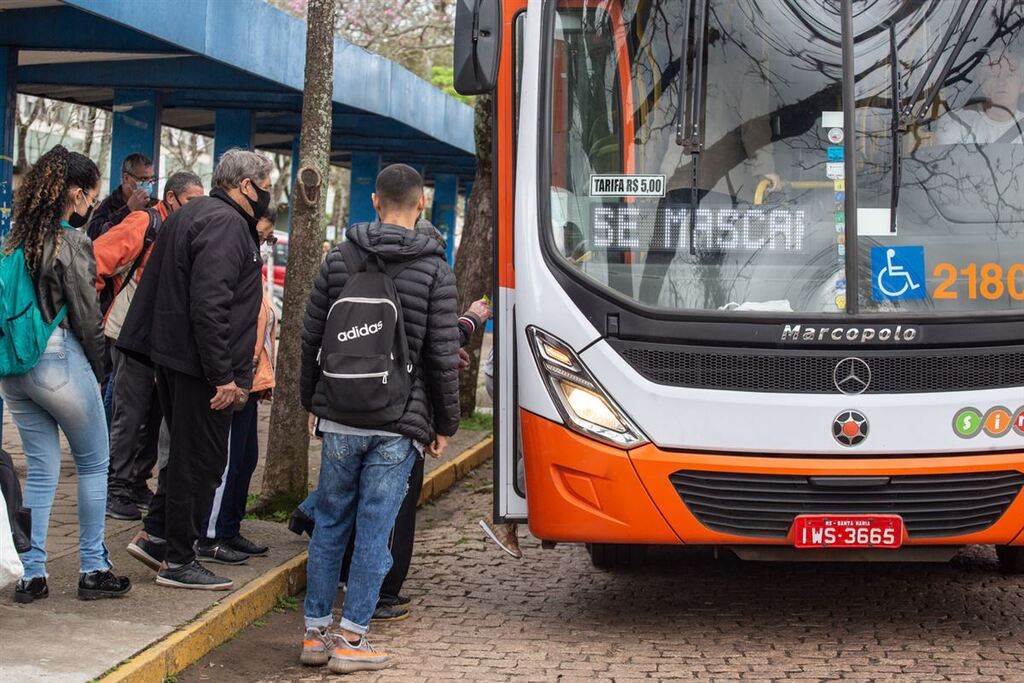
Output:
[547, 0, 1024, 315]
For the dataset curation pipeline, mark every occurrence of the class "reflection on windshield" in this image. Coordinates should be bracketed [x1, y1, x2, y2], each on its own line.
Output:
[548, 0, 1024, 316]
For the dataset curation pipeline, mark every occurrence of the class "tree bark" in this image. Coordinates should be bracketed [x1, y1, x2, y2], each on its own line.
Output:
[259, 0, 337, 513]
[454, 95, 493, 417]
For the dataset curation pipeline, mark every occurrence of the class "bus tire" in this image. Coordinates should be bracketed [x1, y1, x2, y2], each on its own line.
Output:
[586, 543, 646, 570]
[996, 546, 1024, 574]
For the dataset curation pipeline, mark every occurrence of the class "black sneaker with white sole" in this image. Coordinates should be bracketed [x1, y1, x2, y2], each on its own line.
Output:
[78, 570, 131, 600]
[156, 560, 234, 590]
[197, 540, 249, 565]
[224, 534, 269, 556]
[127, 534, 167, 572]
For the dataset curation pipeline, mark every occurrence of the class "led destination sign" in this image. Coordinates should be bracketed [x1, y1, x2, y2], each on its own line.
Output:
[591, 205, 807, 253]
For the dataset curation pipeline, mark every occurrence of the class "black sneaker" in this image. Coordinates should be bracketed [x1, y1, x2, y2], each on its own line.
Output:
[224, 534, 269, 557]
[197, 540, 249, 565]
[127, 533, 167, 572]
[378, 594, 411, 607]
[288, 508, 315, 537]
[14, 577, 48, 604]
[371, 603, 409, 622]
[106, 494, 141, 521]
[131, 485, 154, 511]
[156, 560, 234, 591]
[78, 570, 131, 600]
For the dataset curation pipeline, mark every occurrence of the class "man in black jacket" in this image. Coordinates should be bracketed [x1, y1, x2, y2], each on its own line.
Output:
[118, 149, 270, 590]
[299, 164, 460, 673]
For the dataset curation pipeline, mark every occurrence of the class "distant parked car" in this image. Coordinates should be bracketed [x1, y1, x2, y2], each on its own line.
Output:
[262, 230, 288, 289]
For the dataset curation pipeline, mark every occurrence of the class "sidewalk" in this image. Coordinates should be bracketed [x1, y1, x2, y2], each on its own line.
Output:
[0, 403, 489, 683]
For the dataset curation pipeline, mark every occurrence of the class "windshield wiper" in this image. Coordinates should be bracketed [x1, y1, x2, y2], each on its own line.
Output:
[889, 21, 901, 234]
[674, 0, 708, 153]
[899, 0, 985, 127]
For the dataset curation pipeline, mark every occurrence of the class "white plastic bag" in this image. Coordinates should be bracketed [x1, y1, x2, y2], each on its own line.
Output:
[0, 488, 25, 589]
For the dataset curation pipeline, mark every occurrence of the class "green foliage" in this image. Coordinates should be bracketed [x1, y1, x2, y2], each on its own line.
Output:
[460, 411, 493, 432]
[275, 595, 299, 612]
[431, 66, 473, 105]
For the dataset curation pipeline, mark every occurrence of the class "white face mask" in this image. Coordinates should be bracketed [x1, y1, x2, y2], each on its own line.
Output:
[260, 243, 273, 262]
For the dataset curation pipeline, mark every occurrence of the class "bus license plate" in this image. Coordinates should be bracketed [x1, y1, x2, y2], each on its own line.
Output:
[792, 515, 903, 549]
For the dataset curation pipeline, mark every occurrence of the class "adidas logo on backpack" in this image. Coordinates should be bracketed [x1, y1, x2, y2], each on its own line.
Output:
[317, 243, 414, 426]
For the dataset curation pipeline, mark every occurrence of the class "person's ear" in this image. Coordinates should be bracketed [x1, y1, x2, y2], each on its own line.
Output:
[371, 192, 382, 217]
[417, 193, 426, 213]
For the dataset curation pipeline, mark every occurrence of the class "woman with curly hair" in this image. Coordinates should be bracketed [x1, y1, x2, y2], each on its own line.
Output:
[0, 145, 131, 603]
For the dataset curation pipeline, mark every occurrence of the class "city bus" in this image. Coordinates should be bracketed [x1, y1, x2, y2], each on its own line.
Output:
[455, 0, 1024, 571]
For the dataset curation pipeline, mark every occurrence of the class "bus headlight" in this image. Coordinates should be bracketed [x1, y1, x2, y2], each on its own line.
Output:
[528, 327, 647, 448]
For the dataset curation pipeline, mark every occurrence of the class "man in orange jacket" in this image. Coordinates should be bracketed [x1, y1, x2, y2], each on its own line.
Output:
[94, 171, 204, 520]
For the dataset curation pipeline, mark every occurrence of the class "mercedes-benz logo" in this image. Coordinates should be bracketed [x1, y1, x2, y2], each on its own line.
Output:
[833, 357, 871, 395]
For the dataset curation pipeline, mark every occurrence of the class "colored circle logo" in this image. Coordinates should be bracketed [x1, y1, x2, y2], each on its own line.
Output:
[952, 407, 983, 439]
[833, 410, 868, 447]
[983, 406, 1013, 437]
[1013, 407, 1024, 437]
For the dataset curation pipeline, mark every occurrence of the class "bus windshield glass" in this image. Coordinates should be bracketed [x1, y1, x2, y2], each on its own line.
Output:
[547, 0, 1024, 315]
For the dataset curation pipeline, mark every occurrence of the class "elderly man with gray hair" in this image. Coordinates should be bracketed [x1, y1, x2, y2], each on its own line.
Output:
[118, 149, 272, 590]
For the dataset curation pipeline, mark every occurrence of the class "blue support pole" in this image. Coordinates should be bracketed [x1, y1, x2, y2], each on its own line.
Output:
[287, 134, 300, 233]
[213, 109, 254, 163]
[110, 89, 161, 195]
[433, 173, 458, 265]
[0, 48, 15, 438]
[0, 48, 15, 242]
[348, 152, 380, 226]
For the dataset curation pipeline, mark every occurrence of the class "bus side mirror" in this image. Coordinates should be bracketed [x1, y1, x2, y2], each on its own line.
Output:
[453, 0, 502, 95]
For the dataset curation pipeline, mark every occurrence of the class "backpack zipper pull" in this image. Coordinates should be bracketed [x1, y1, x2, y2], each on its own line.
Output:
[382, 371, 389, 385]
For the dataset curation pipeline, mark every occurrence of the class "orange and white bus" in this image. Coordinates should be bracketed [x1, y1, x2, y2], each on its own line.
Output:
[455, 0, 1024, 571]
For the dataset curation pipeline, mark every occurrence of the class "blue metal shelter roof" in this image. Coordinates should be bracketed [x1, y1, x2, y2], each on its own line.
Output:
[0, 0, 477, 181]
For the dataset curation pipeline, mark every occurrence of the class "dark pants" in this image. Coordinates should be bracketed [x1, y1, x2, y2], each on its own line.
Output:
[201, 396, 259, 540]
[107, 346, 160, 499]
[143, 366, 232, 565]
[341, 453, 424, 602]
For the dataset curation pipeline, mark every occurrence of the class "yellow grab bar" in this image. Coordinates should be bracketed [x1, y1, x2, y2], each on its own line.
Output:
[754, 179, 834, 205]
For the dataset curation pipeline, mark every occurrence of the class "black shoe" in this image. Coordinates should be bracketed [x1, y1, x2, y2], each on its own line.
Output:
[378, 594, 410, 607]
[156, 560, 234, 591]
[14, 577, 48, 604]
[371, 603, 409, 622]
[78, 570, 131, 600]
[127, 534, 167, 572]
[224, 534, 269, 556]
[287, 508, 315, 537]
[131, 485, 154, 511]
[197, 540, 249, 565]
[106, 495, 141, 521]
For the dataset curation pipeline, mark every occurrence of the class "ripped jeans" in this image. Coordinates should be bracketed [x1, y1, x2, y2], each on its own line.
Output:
[0, 328, 110, 579]
[303, 432, 416, 635]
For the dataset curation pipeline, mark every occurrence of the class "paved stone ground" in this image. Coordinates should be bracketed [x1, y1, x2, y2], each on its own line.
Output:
[184, 463, 1024, 683]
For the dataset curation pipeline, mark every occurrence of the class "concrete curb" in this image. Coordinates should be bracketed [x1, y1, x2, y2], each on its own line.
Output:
[101, 435, 493, 683]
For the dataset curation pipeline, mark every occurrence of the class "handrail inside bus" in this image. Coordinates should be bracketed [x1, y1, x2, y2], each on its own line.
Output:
[753, 179, 832, 206]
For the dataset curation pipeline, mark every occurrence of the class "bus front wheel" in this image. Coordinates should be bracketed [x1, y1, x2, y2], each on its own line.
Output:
[997, 546, 1024, 574]
[586, 543, 647, 570]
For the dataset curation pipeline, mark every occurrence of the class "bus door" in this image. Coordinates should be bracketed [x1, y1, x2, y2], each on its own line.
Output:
[495, 0, 529, 521]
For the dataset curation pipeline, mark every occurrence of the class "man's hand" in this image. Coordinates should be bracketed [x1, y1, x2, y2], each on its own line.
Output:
[762, 173, 783, 193]
[468, 298, 491, 322]
[458, 347, 471, 370]
[425, 434, 448, 459]
[308, 413, 319, 438]
[210, 381, 239, 410]
[127, 188, 150, 212]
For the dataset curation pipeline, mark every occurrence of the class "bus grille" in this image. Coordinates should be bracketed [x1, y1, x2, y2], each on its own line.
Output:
[669, 470, 1024, 539]
[613, 342, 1024, 393]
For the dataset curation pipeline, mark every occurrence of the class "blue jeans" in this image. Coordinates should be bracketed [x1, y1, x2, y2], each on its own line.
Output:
[304, 433, 416, 635]
[0, 329, 111, 579]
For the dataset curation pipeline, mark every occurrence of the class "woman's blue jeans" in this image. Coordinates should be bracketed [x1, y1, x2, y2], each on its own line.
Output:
[0, 328, 111, 579]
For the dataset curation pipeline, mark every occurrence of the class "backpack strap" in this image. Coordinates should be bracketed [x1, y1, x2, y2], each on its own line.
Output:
[340, 241, 368, 277]
[117, 208, 161, 295]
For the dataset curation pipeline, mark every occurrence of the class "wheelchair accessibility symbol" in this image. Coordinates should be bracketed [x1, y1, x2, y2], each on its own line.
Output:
[872, 246, 926, 301]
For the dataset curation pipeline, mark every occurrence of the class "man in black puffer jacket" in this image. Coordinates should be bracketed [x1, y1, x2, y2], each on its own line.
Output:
[299, 164, 459, 673]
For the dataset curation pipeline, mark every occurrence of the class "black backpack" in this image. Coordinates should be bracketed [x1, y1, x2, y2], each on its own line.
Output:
[99, 207, 162, 314]
[0, 448, 31, 554]
[317, 242, 414, 427]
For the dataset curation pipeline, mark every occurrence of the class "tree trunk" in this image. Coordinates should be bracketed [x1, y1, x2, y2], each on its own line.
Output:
[96, 113, 113, 185]
[454, 95, 493, 417]
[259, 0, 337, 513]
[82, 107, 97, 158]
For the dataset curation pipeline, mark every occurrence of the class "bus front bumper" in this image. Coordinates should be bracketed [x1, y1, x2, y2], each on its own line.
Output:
[521, 410, 1024, 548]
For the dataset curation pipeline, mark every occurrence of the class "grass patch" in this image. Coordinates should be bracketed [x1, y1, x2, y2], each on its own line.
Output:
[275, 595, 298, 612]
[460, 411, 493, 432]
[253, 618, 267, 628]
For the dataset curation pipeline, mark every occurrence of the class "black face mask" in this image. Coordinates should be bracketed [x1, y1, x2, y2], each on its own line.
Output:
[68, 205, 93, 229]
[246, 181, 271, 228]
